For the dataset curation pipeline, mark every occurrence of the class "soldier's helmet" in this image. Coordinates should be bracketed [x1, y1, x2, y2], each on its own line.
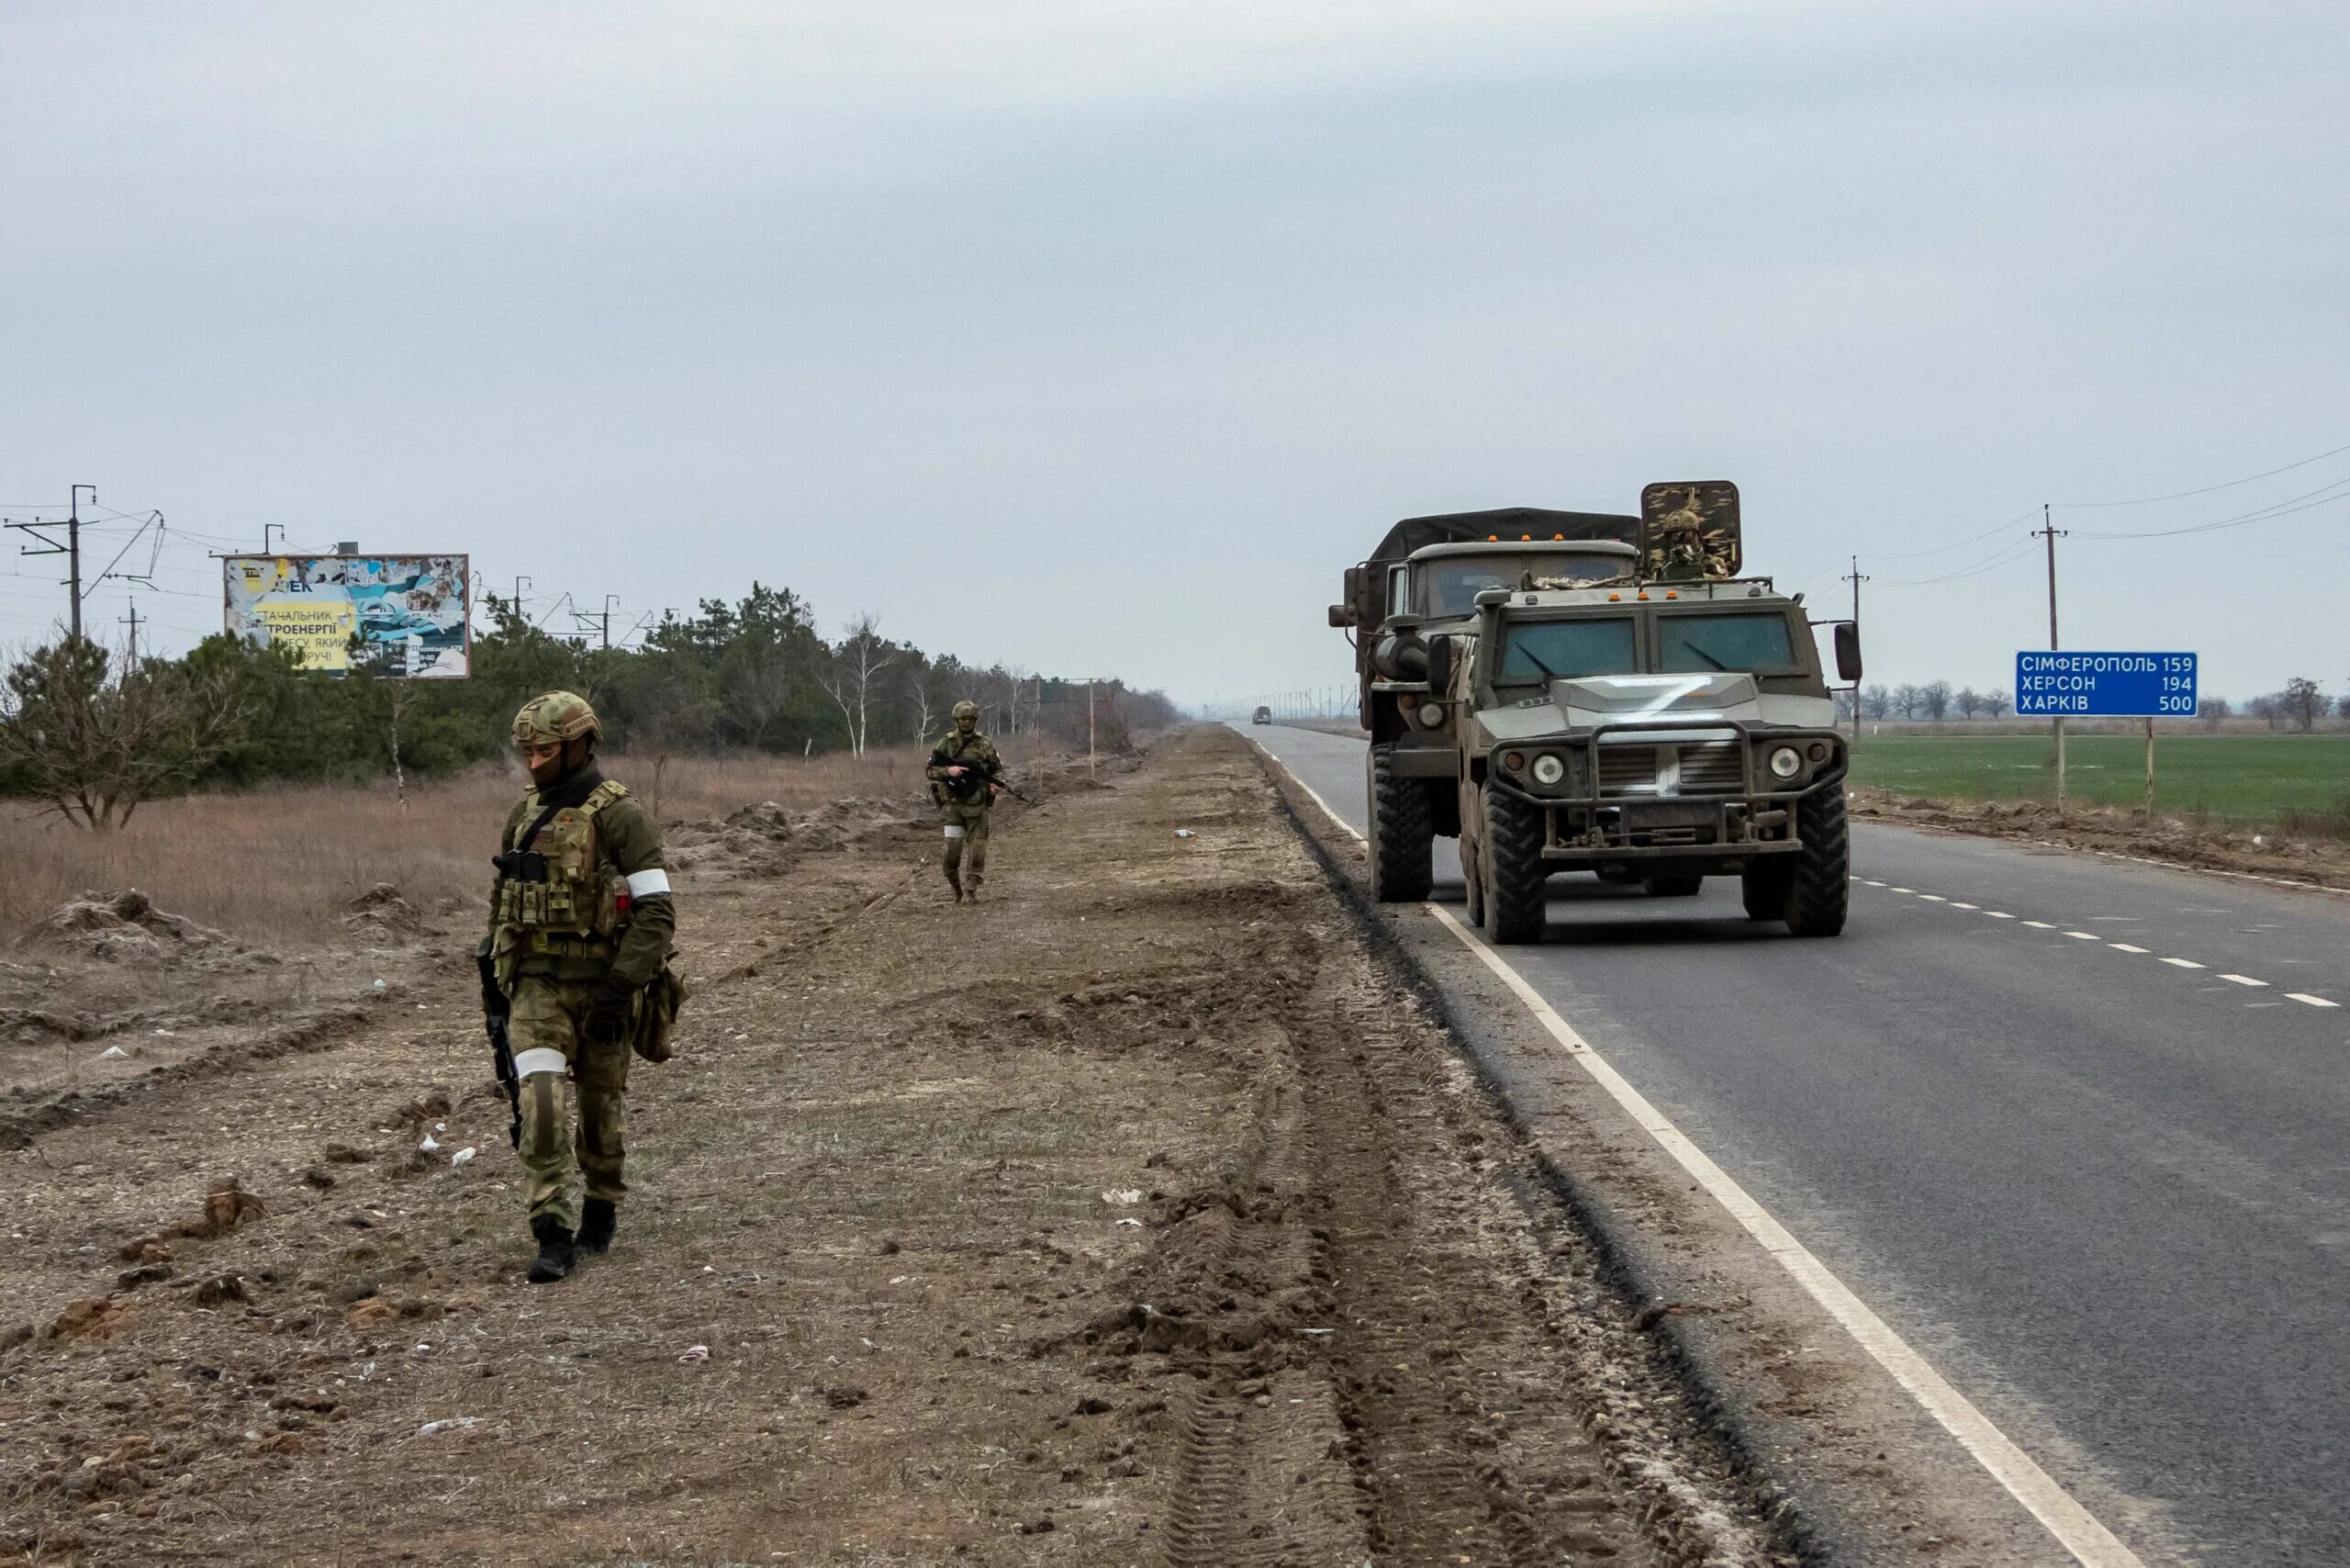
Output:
[952, 700, 979, 721]
[511, 691, 602, 748]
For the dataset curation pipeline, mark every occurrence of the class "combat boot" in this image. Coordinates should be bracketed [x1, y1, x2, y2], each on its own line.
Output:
[526, 1215, 576, 1283]
[946, 868, 963, 902]
[577, 1198, 617, 1256]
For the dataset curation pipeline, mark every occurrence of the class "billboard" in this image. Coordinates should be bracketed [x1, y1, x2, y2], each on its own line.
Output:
[223, 554, 471, 678]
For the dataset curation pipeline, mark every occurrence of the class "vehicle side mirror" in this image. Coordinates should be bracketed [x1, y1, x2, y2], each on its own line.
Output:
[1833, 622, 1863, 683]
[1426, 636, 1453, 691]
[1328, 604, 1352, 628]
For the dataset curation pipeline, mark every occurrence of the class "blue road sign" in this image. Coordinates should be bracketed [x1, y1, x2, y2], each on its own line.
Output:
[2014, 651, 2198, 717]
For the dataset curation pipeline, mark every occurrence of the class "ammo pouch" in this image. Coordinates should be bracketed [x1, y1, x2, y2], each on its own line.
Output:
[630, 960, 687, 1064]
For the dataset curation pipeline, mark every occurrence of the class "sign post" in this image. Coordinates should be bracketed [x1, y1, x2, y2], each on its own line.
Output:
[2014, 652, 2198, 815]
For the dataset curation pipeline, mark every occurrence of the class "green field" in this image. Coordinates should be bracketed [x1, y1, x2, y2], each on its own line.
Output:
[1845, 734, 2350, 825]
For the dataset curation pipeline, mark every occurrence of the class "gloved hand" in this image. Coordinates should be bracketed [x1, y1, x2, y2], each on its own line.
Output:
[477, 953, 509, 1020]
[584, 976, 636, 1045]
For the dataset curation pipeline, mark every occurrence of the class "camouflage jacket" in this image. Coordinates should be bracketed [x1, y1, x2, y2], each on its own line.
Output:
[485, 767, 675, 987]
[926, 731, 1002, 805]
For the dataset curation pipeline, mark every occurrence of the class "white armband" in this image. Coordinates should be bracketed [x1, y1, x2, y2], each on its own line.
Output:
[625, 868, 672, 898]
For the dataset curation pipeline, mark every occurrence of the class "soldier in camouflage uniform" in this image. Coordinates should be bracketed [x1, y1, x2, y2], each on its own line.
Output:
[478, 692, 676, 1283]
[926, 700, 1003, 902]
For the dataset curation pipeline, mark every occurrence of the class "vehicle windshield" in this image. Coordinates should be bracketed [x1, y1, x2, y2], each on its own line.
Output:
[1418, 553, 1628, 616]
[1498, 618, 1637, 682]
[1657, 612, 1796, 673]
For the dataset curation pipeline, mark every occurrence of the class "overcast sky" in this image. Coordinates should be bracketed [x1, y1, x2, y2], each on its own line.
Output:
[5, 1, 2344, 708]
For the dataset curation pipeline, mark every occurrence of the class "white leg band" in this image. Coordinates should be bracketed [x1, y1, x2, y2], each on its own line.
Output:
[512, 1047, 568, 1078]
[943, 825, 966, 839]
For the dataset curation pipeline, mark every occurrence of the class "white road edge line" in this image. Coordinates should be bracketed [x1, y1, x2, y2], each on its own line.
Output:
[2287, 992, 2341, 1008]
[1248, 737, 1366, 845]
[1425, 904, 2150, 1568]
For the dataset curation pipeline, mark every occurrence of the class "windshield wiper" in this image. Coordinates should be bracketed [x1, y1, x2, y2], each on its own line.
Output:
[1516, 644, 1561, 679]
[1682, 645, 1729, 671]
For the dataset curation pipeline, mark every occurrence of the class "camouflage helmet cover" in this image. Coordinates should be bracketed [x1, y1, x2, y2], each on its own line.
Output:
[952, 700, 979, 720]
[511, 690, 602, 747]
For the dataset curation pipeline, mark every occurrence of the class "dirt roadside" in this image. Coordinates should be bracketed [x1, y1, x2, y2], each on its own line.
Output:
[1, 728, 1785, 1568]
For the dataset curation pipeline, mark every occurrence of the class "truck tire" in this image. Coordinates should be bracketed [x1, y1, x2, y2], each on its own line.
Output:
[1463, 837, 1488, 928]
[1782, 789, 1851, 937]
[1483, 784, 1548, 945]
[1366, 745, 1434, 903]
[1740, 861, 1794, 922]
[1644, 875, 1703, 898]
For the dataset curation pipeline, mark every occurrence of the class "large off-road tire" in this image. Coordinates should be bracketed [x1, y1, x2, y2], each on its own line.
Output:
[1366, 745, 1435, 903]
[1644, 875, 1703, 898]
[1740, 860, 1794, 922]
[1782, 787, 1852, 937]
[1482, 784, 1549, 945]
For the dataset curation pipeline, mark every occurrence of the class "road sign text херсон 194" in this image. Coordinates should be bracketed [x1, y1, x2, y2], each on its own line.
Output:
[2013, 652, 2197, 717]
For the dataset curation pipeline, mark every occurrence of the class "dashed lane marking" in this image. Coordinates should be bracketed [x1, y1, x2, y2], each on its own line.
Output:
[1426, 903, 2153, 1568]
[1855, 884, 2300, 1000]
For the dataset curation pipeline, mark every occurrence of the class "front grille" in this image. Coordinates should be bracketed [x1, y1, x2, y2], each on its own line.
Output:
[1676, 742, 1744, 793]
[1596, 746, 1657, 793]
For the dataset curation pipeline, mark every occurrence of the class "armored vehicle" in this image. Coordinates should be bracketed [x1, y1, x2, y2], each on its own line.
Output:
[1330, 507, 1643, 901]
[1438, 482, 1863, 943]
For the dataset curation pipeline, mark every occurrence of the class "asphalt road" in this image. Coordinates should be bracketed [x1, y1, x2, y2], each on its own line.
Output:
[1242, 721, 2350, 1567]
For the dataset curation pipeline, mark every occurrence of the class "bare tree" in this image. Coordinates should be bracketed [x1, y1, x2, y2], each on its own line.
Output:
[822, 614, 899, 756]
[2200, 695, 2232, 730]
[1892, 684, 1923, 721]
[0, 637, 250, 831]
[2281, 677, 2325, 733]
[1954, 688, 1984, 720]
[1921, 681, 1953, 722]
[1983, 688, 2011, 718]
[907, 666, 938, 745]
[1861, 685, 1890, 721]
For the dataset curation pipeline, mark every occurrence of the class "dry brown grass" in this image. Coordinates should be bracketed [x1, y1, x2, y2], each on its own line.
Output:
[0, 743, 963, 946]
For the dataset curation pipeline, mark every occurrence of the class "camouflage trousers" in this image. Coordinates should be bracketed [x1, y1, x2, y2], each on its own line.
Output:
[508, 974, 632, 1231]
[940, 801, 992, 890]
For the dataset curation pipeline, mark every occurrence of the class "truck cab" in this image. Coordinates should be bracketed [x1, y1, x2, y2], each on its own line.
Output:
[1331, 507, 1645, 902]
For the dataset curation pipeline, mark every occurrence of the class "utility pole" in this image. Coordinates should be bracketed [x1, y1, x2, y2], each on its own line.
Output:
[602, 594, 620, 651]
[2035, 504, 2069, 811]
[1843, 555, 1868, 745]
[121, 602, 143, 665]
[4, 484, 96, 639]
[513, 576, 531, 615]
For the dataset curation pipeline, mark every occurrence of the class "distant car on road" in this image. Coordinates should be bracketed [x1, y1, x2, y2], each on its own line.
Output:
[1252, 706, 1272, 725]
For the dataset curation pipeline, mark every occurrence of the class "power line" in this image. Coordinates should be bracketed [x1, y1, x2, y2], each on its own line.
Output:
[2071, 476, 2350, 540]
[2051, 435, 2350, 509]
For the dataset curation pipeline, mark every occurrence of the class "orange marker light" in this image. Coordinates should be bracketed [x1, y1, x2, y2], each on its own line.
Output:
[1607, 592, 1621, 600]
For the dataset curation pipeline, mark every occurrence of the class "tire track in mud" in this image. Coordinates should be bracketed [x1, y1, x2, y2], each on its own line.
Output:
[1108, 756, 1780, 1568]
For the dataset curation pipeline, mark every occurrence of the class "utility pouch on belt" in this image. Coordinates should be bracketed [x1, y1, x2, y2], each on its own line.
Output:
[630, 960, 687, 1063]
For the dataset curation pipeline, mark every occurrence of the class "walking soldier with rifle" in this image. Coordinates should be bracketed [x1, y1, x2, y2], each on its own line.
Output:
[928, 699, 1007, 902]
[477, 691, 682, 1283]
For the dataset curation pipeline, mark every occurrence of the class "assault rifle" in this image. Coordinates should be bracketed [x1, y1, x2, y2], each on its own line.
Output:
[933, 755, 1034, 805]
[476, 951, 523, 1149]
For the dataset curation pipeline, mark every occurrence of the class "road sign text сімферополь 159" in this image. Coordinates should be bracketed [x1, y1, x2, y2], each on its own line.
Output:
[2014, 652, 2197, 717]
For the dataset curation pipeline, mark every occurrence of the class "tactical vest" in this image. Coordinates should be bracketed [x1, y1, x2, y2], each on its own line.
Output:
[495, 779, 632, 976]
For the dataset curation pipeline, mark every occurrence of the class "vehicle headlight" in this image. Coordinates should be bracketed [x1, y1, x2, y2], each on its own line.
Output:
[1531, 753, 1567, 786]
[1417, 703, 1447, 728]
[1768, 746, 1803, 780]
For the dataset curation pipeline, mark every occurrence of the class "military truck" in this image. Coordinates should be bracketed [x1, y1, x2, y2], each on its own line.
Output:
[1251, 705, 1272, 725]
[1435, 482, 1863, 943]
[1330, 507, 1644, 901]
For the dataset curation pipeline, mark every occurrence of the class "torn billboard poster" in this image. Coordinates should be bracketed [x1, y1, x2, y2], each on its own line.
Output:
[222, 554, 472, 678]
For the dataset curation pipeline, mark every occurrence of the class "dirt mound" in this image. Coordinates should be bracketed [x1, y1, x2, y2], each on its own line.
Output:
[670, 794, 924, 874]
[343, 882, 431, 942]
[1852, 788, 2350, 890]
[38, 890, 234, 963]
